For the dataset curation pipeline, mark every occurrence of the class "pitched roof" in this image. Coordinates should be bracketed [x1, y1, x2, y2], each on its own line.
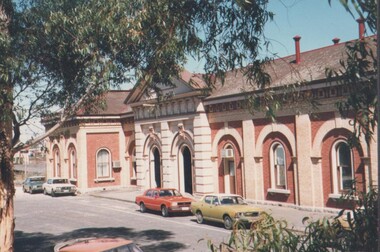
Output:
[207, 36, 376, 99]
[77, 90, 132, 116]
[207, 44, 347, 99]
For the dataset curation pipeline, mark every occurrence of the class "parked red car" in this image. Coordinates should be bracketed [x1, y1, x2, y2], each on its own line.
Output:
[135, 188, 194, 217]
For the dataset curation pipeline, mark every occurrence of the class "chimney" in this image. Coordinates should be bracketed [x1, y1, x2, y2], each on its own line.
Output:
[332, 37, 340, 45]
[293, 35, 301, 64]
[357, 18, 365, 39]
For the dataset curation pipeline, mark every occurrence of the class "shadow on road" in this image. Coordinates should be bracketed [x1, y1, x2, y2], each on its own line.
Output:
[15, 227, 188, 252]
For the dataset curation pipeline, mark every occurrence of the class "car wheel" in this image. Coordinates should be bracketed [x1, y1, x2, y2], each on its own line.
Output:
[43, 189, 47, 195]
[161, 205, 169, 217]
[224, 215, 233, 230]
[23, 187, 27, 193]
[196, 211, 204, 224]
[51, 190, 55, 197]
[140, 203, 146, 213]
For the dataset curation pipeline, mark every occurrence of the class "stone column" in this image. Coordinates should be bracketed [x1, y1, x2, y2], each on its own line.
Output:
[160, 121, 172, 188]
[193, 105, 213, 194]
[295, 114, 313, 207]
[77, 127, 88, 192]
[242, 120, 256, 199]
[134, 123, 147, 188]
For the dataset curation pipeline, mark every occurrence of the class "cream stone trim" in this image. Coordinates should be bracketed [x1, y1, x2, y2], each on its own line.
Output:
[255, 123, 296, 154]
[171, 131, 194, 156]
[311, 118, 367, 157]
[211, 126, 243, 157]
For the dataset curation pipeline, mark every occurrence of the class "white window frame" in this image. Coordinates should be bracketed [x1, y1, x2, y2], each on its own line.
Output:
[268, 142, 290, 194]
[331, 140, 354, 196]
[96, 149, 111, 179]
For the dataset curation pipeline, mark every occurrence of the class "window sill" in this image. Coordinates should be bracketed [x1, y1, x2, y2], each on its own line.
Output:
[329, 193, 358, 201]
[268, 188, 291, 195]
[328, 193, 343, 199]
[94, 178, 115, 183]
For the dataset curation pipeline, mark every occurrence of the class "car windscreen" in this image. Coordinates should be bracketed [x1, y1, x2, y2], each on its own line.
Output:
[159, 189, 182, 197]
[30, 177, 45, 182]
[53, 179, 68, 184]
[220, 196, 246, 205]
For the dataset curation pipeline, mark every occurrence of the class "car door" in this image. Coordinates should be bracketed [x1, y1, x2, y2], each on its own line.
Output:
[150, 190, 161, 211]
[48, 179, 54, 193]
[209, 196, 223, 221]
[25, 178, 30, 191]
[201, 195, 216, 220]
[145, 190, 160, 211]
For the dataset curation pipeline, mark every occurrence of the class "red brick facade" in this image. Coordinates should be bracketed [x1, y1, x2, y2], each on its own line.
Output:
[86, 132, 121, 188]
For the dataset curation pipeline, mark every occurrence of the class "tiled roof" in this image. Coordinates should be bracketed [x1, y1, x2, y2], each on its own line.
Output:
[180, 69, 208, 89]
[78, 37, 375, 116]
[208, 37, 376, 99]
[77, 90, 132, 116]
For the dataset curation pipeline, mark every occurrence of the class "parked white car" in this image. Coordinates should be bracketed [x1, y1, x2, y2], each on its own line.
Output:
[43, 177, 77, 197]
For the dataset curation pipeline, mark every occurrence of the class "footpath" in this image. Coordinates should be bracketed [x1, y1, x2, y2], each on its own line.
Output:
[88, 187, 340, 231]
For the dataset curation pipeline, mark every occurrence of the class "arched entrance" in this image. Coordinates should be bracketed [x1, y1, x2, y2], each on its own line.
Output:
[218, 139, 243, 196]
[181, 146, 193, 194]
[151, 147, 162, 188]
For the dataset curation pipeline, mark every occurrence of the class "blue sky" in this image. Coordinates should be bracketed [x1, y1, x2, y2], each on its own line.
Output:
[264, 0, 362, 57]
[185, 0, 365, 72]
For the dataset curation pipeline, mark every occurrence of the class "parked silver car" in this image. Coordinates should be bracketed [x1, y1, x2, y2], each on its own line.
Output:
[43, 177, 76, 197]
[22, 176, 45, 194]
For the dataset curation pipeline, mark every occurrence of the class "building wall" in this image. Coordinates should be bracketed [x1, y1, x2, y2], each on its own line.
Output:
[44, 93, 378, 213]
[86, 132, 121, 188]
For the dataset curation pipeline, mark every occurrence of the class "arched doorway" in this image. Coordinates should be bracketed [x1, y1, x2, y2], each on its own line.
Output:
[182, 146, 193, 194]
[151, 147, 161, 188]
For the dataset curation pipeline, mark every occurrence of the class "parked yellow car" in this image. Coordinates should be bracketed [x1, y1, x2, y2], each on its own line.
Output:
[190, 193, 263, 229]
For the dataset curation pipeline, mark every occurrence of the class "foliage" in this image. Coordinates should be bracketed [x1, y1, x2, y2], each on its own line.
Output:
[327, 36, 377, 145]
[328, 0, 377, 33]
[208, 187, 378, 252]
[1, 1, 273, 250]
[7, 0, 273, 150]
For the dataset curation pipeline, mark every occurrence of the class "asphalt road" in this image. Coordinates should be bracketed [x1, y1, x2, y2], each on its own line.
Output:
[14, 187, 231, 252]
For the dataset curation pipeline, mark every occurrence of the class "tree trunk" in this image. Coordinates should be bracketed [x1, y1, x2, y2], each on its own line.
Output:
[0, 0, 15, 251]
[0, 131, 15, 252]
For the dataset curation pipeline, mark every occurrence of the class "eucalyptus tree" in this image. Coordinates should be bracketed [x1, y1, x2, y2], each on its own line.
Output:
[327, 1, 379, 251]
[0, 0, 272, 250]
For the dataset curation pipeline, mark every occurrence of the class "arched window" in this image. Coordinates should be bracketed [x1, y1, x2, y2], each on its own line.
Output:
[69, 147, 77, 179]
[270, 143, 287, 190]
[97, 149, 110, 178]
[336, 142, 353, 191]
